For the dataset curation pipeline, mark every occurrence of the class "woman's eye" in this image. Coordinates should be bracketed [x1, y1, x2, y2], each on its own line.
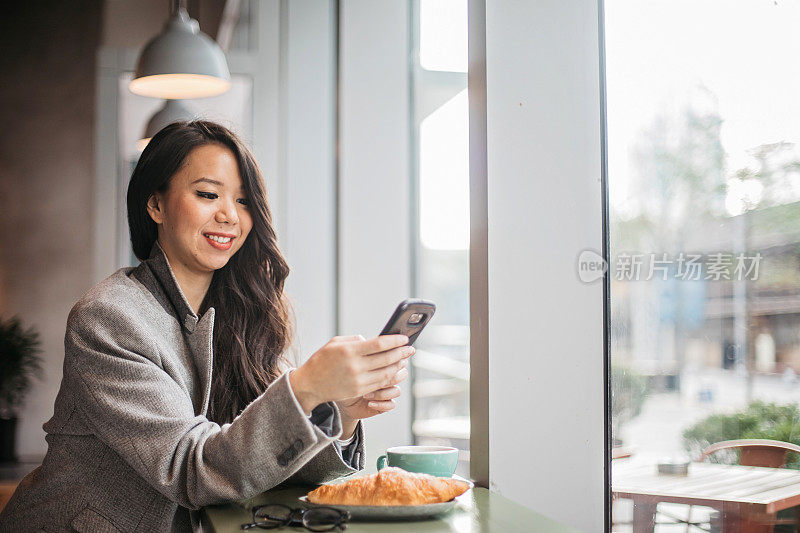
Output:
[196, 191, 218, 200]
[237, 198, 249, 206]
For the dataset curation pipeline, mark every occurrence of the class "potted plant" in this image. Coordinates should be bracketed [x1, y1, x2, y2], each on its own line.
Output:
[683, 401, 800, 468]
[0, 316, 43, 462]
[611, 365, 649, 445]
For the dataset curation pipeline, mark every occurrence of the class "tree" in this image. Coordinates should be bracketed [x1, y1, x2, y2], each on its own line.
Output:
[612, 88, 727, 387]
[725, 142, 800, 399]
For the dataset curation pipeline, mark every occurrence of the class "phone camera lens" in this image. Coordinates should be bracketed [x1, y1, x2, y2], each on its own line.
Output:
[407, 313, 424, 325]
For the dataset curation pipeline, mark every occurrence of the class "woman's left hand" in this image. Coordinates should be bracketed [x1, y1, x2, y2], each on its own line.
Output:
[336, 382, 404, 420]
[335, 366, 408, 437]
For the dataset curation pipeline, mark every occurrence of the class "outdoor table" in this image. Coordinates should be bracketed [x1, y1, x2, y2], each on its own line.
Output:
[201, 484, 576, 532]
[613, 461, 800, 533]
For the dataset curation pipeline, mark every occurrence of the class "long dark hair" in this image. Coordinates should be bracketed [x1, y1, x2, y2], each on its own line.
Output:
[127, 120, 293, 424]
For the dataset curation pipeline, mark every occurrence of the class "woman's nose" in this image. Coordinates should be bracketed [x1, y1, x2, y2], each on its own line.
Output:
[215, 199, 239, 224]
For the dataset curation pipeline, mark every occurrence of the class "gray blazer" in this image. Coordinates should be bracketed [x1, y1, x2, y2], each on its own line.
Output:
[0, 244, 364, 533]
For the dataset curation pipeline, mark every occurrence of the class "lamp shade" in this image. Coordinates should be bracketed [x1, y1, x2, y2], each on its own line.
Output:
[130, 8, 231, 99]
[136, 99, 196, 152]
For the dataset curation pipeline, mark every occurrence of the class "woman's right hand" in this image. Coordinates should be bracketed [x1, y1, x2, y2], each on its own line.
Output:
[289, 334, 413, 414]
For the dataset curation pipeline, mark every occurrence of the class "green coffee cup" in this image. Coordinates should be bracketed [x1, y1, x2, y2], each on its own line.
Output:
[376, 446, 459, 478]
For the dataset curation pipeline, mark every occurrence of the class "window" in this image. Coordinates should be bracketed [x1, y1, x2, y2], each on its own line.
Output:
[411, 0, 470, 477]
[608, 1, 800, 530]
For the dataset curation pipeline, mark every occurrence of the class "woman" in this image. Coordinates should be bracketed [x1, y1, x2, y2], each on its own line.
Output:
[0, 121, 413, 532]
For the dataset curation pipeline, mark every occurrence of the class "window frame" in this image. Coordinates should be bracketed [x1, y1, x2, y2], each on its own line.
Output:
[470, 0, 609, 529]
[409, 0, 472, 456]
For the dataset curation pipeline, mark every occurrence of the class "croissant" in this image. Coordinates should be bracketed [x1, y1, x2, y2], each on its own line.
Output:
[306, 467, 470, 506]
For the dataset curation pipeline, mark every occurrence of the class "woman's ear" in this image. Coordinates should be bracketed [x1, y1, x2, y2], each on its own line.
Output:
[146, 194, 164, 224]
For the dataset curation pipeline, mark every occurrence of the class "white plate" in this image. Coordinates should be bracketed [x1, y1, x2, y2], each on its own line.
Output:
[298, 495, 460, 520]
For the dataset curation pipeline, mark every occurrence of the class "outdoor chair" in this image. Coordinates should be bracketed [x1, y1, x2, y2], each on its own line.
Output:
[665, 439, 800, 533]
[699, 439, 800, 469]
[611, 446, 632, 460]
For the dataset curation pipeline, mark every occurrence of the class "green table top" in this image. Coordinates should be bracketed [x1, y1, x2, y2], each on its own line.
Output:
[202, 484, 576, 532]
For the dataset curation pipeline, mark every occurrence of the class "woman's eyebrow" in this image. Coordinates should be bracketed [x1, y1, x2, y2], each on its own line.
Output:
[192, 177, 245, 193]
[192, 177, 223, 186]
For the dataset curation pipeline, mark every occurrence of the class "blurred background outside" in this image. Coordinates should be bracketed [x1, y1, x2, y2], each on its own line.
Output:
[608, 1, 800, 529]
[410, 0, 470, 477]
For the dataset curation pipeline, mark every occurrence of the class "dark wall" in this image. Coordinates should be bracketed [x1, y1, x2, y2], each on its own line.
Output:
[0, 0, 104, 457]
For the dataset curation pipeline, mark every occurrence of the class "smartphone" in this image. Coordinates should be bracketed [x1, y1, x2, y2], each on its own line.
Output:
[379, 298, 436, 346]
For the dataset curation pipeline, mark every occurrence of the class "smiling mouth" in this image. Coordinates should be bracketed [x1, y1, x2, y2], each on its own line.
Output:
[203, 233, 235, 250]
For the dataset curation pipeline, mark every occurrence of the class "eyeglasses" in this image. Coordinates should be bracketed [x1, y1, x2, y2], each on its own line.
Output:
[241, 503, 350, 531]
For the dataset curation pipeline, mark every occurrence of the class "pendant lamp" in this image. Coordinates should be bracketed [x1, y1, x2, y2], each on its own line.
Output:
[130, 0, 231, 99]
[136, 99, 196, 152]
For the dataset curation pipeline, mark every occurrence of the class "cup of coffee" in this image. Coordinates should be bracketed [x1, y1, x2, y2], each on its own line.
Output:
[376, 446, 459, 478]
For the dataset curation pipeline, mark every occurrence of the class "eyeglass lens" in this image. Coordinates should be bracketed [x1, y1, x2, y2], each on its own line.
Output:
[253, 504, 292, 528]
[304, 507, 347, 532]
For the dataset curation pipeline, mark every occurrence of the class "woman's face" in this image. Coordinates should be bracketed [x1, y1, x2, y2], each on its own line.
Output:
[147, 143, 253, 277]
